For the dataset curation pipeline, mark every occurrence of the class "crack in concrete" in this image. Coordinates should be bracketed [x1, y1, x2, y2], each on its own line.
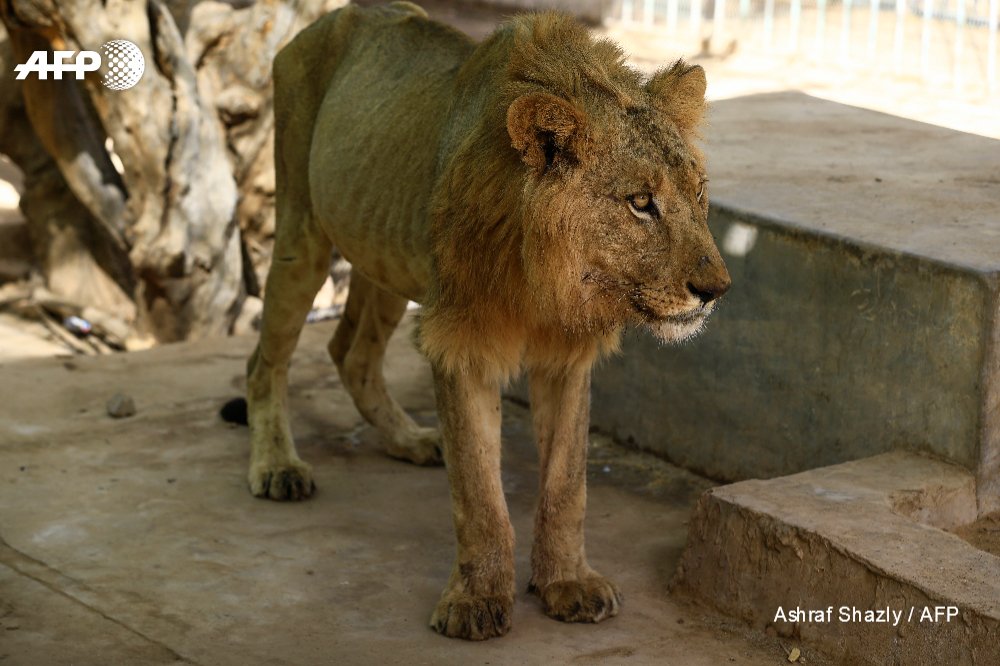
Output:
[0, 533, 201, 666]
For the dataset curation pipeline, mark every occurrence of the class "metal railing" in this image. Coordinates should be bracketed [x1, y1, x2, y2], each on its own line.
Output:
[612, 0, 999, 95]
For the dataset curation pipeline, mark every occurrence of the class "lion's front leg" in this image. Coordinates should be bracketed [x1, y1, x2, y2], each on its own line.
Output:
[526, 363, 621, 624]
[429, 366, 514, 640]
[245, 215, 333, 501]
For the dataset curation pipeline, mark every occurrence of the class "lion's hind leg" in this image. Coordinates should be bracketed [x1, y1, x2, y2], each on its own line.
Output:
[329, 270, 442, 465]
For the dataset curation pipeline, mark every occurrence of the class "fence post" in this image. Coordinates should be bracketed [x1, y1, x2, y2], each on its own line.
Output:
[954, 0, 965, 90]
[817, 0, 829, 55]
[893, 0, 905, 72]
[990, 0, 998, 93]
[668, 0, 680, 34]
[921, 0, 932, 79]
[841, 0, 854, 65]
[790, 0, 802, 51]
[867, 0, 880, 58]
[764, 0, 776, 46]
[714, 0, 728, 45]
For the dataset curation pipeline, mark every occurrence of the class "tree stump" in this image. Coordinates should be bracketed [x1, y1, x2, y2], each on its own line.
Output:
[0, 0, 345, 346]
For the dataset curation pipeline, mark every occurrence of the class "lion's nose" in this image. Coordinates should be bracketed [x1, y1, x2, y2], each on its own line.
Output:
[687, 265, 731, 304]
[687, 282, 726, 304]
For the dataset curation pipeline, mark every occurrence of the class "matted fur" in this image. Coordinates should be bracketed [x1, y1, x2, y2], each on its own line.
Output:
[245, 1, 730, 641]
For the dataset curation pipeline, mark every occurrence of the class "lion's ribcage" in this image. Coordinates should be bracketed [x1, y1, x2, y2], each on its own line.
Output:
[307, 27, 466, 303]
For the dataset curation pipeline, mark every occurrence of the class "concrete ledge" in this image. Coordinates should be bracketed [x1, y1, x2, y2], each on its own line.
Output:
[672, 452, 1000, 665]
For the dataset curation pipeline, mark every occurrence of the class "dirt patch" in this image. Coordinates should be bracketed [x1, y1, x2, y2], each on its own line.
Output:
[951, 512, 1000, 558]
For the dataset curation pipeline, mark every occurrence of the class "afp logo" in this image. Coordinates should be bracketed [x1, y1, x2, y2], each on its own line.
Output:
[14, 40, 145, 91]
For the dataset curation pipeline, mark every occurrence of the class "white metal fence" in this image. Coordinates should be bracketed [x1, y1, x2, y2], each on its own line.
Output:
[612, 0, 1000, 95]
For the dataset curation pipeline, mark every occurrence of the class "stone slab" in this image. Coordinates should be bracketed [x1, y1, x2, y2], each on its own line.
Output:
[672, 452, 1000, 665]
[709, 92, 1000, 275]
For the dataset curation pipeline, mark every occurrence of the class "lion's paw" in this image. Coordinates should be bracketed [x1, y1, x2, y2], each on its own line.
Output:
[430, 593, 512, 640]
[531, 575, 621, 623]
[248, 460, 315, 501]
[386, 426, 443, 466]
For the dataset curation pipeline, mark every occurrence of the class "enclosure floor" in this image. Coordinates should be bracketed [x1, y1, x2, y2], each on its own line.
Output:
[0, 318, 808, 665]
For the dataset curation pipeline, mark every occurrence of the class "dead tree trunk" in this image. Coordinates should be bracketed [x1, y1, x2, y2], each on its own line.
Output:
[0, 0, 344, 346]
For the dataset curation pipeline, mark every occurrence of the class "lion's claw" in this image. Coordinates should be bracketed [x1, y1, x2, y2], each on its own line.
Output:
[430, 594, 512, 640]
[531, 576, 621, 623]
[386, 426, 443, 466]
[248, 462, 315, 501]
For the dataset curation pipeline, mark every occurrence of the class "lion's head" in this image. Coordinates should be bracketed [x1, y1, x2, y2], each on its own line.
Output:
[505, 16, 731, 344]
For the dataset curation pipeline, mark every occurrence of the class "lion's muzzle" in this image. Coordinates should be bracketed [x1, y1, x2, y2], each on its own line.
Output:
[687, 254, 732, 305]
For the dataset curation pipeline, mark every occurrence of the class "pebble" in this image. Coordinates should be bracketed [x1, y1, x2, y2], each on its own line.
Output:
[106, 392, 136, 419]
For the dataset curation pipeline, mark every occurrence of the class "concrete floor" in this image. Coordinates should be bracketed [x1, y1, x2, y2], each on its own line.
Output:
[0, 319, 808, 665]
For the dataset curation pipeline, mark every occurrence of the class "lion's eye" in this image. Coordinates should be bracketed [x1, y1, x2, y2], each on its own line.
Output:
[627, 193, 657, 221]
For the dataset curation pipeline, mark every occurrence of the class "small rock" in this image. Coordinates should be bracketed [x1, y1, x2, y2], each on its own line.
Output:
[106, 392, 136, 419]
[788, 646, 801, 663]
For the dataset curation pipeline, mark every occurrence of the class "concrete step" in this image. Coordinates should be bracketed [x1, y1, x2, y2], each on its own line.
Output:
[590, 91, 1000, 512]
[672, 452, 1000, 665]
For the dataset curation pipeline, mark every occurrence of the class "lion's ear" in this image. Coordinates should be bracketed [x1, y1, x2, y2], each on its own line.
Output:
[646, 61, 707, 132]
[507, 92, 586, 173]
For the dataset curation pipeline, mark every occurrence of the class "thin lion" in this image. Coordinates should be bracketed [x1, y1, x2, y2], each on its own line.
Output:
[245, 1, 731, 641]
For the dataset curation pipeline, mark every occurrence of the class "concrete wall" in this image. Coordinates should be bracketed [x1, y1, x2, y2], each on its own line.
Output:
[590, 207, 994, 483]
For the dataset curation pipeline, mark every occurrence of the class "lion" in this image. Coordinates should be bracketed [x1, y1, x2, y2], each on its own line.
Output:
[245, 1, 730, 641]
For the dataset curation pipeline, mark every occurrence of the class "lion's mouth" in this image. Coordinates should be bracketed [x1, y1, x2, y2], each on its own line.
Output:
[663, 308, 706, 325]
[630, 293, 712, 343]
[629, 295, 707, 325]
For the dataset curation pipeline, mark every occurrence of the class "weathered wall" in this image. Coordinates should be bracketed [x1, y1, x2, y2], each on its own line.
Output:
[571, 93, 1000, 511]
[591, 208, 991, 478]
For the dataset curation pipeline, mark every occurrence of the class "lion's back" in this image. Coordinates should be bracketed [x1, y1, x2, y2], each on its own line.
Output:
[277, 3, 474, 302]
